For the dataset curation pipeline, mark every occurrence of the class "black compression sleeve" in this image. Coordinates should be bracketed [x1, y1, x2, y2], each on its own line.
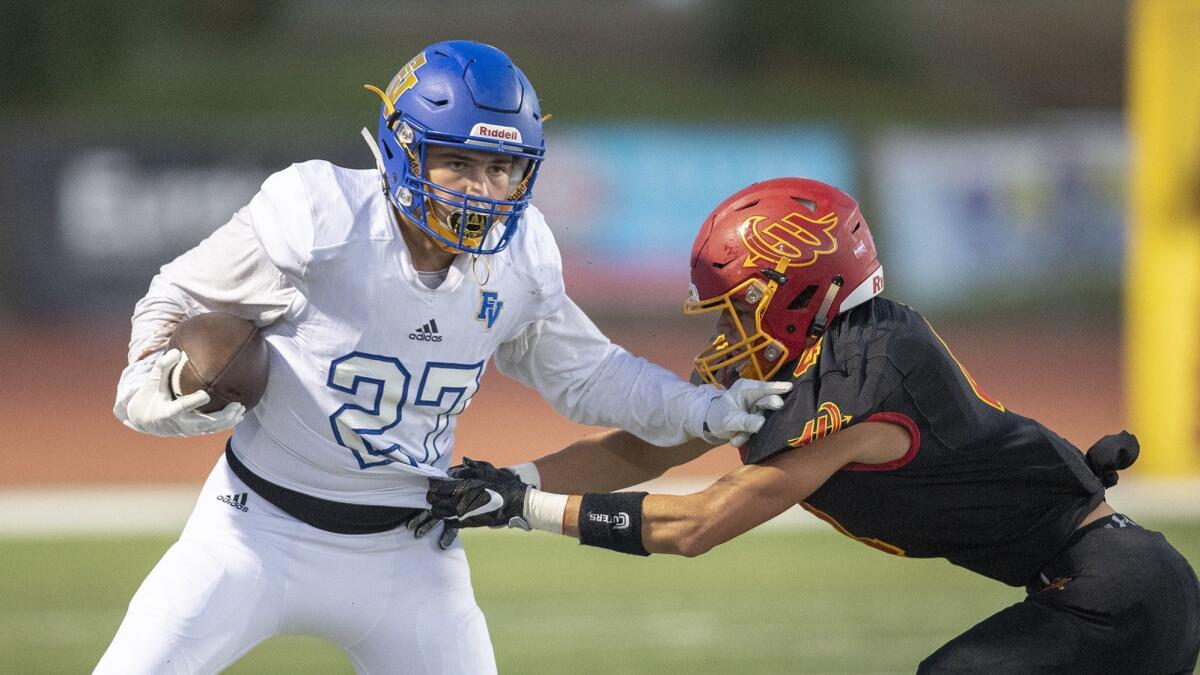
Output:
[577, 492, 649, 556]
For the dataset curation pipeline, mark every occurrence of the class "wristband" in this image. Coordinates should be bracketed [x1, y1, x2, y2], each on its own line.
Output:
[524, 488, 568, 533]
[578, 492, 649, 556]
[508, 462, 541, 489]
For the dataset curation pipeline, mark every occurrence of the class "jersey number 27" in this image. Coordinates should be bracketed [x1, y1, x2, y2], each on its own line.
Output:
[326, 353, 484, 469]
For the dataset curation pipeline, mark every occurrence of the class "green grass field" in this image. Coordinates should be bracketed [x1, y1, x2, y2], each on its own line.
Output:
[4, 522, 1198, 674]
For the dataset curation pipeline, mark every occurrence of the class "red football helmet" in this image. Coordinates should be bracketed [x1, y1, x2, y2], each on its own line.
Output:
[685, 177, 884, 386]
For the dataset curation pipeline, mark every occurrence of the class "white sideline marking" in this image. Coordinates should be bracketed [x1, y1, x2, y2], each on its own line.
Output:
[0, 476, 1197, 537]
[0, 485, 199, 537]
[1101, 477, 1200, 519]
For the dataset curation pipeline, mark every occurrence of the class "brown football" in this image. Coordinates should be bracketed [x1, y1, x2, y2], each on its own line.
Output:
[166, 312, 269, 413]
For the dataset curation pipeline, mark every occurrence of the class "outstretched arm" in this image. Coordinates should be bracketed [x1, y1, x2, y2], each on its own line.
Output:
[411, 430, 718, 548]
[532, 430, 714, 494]
[495, 296, 792, 448]
[430, 420, 911, 556]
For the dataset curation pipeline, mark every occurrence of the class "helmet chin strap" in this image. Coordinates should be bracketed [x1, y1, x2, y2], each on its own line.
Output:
[806, 276, 844, 340]
[470, 253, 492, 286]
[364, 125, 479, 255]
[364, 126, 443, 252]
[361, 127, 388, 192]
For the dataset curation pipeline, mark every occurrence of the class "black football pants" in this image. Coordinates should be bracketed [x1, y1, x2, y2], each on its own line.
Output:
[918, 516, 1200, 674]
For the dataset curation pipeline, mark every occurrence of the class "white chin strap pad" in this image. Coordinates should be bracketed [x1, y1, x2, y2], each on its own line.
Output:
[360, 127, 387, 176]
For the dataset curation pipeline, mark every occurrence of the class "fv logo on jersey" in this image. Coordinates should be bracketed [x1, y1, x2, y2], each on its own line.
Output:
[476, 290, 503, 330]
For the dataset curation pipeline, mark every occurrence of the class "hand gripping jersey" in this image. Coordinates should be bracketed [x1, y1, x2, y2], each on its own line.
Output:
[115, 161, 716, 508]
[741, 298, 1106, 586]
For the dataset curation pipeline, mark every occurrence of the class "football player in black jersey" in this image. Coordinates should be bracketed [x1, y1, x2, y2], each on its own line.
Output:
[426, 177, 1200, 672]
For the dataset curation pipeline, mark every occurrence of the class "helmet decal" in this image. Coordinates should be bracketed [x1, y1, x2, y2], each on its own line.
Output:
[739, 211, 839, 269]
[386, 52, 428, 101]
[469, 122, 523, 142]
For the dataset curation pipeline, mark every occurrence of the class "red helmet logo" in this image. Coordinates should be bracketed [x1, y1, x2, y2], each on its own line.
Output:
[739, 211, 839, 270]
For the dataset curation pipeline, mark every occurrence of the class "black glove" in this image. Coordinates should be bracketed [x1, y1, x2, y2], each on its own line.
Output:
[427, 458, 531, 530]
[410, 457, 530, 549]
[450, 456, 523, 484]
[405, 509, 461, 550]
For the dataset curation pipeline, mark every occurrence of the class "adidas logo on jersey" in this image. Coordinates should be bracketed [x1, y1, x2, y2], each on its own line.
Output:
[217, 492, 249, 512]
[409, 319, 443, 342]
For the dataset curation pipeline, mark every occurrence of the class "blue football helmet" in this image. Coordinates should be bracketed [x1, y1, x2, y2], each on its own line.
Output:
[364, 41, 545, 255]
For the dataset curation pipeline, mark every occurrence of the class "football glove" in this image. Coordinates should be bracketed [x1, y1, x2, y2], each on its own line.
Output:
[124, 349, 245, 437]
[406, 509, 461, 549]
[1084, 431, 1140, 488]
[428, 458, 532, 530]
[450, 456, 523, 484]
[700, 378, 792, 447]
[412, 457, 531, 549]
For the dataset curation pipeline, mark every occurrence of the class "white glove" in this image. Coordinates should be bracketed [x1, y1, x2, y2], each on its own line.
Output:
[124, 349, 245, 437]
[700, 378, 793, 447]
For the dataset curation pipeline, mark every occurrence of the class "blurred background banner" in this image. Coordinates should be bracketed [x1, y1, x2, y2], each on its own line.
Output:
[0, 124, 852, 317]
[2, 119, 1127, 317]
[0, 117, 1127, 317]
[873, 119, 1126, 311]
[0, 131, 305, 316]
[522, 124, 854, 311]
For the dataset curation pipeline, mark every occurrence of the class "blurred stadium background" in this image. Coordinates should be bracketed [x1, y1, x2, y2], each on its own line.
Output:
[1, 1, 1196, 672]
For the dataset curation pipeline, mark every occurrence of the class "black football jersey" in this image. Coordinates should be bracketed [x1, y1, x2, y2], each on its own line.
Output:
[742, 298, 1105, 586]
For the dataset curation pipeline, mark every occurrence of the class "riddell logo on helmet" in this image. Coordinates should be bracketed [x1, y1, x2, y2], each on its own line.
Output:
[470, 123, 523, 143]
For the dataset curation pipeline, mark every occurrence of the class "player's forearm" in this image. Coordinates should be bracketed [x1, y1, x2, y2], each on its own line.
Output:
[555, 472, 790, 557]
[506, 304, 715, 447]
[566, 350, 715, 447]
[115, 281, 198, 419]
[534, 431, 712, 494]
[559, 493, 710, 555]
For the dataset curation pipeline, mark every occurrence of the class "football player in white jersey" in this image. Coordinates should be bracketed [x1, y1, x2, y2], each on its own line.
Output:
[95, 40, 790, 675]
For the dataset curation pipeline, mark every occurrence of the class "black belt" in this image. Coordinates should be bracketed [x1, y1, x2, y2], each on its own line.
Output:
[1027, 512, 1140, 592]
[224, 442, 422, 535]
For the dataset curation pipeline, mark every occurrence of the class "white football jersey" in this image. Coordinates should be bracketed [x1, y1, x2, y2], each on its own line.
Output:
[116, 161, 715, 507]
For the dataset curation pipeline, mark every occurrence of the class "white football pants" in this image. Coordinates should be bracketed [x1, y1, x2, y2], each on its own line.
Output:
[94, 454, 495, 674]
